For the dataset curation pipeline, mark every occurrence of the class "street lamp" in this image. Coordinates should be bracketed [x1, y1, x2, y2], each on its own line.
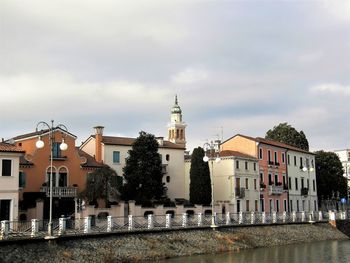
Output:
[302, 158, 314, 213]
[35, 120, 69, 239]
[203, 140, 221, 229]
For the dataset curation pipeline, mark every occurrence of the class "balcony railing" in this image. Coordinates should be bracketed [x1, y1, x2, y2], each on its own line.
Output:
[235, 187, 245, 199]
[301, 187, 309, 196]
[268, 185, 283, 195]
[40, 186, 77, 198]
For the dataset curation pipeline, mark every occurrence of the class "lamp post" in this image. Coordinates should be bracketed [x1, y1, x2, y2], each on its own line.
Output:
[203, 140, 221, 228]
[302, 158, 314, 212]
[35, 120, 68, 239]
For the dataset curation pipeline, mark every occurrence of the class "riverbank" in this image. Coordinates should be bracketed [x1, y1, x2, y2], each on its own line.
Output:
[0, 223, 348, 262]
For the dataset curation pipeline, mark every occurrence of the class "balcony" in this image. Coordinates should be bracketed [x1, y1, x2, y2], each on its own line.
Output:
[301, 187, 309, 196]
[275, 162, 280, 166]
[268, 161, 274, 166]
[260, 183, 266, 191]
[235, 187, 245, 199]
[268, 185, 283, 195]
[40, 186, 77, 198]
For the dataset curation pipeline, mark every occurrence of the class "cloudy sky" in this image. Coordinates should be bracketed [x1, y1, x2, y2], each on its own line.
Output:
[1, 0, 349, 152]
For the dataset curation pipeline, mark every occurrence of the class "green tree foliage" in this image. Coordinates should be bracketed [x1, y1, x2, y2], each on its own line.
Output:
[121, 131, 164, 204]
[189, 147, 211, 205]
[80, 166, 123, 207]
[265, 122, 309, 151]
[315, 150, 347, 200]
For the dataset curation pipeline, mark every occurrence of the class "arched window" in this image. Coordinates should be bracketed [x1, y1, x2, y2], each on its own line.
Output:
[58, 167, 68, 187]
[46, 166, 57, 187]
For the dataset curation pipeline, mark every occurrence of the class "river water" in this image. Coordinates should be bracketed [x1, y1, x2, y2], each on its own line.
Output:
[153, 240, 350, 263]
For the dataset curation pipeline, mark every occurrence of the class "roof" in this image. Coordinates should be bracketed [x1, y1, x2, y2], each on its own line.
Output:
[0, 142, 24, 153]
[223, 134, 314, 155]
[12, 127, 77, 141]
[76, 148, 107, 168]
[220, 150, 257, 159]
[93, 135, 186, 150]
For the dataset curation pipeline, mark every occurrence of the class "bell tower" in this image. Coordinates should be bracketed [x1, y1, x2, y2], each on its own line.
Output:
[167, 95, 186, 148]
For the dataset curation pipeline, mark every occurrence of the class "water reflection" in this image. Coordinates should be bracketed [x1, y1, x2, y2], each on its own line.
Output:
[153, 240, 350, 263]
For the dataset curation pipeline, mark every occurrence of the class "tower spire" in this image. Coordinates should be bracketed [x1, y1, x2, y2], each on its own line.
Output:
[167, 95, 186, 148]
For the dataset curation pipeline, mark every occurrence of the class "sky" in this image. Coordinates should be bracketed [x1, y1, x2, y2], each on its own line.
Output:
[1, 0, 349, 153]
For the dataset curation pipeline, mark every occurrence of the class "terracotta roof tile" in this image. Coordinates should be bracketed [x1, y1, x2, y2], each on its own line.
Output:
[12, 127, 77, 141]
[220, 150, 257, 159]
[0, 142, 24, 153]
[93, 135, 186, 150]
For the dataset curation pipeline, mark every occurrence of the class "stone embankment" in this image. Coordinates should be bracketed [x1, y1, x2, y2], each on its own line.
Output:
[0, 223, 348, 263]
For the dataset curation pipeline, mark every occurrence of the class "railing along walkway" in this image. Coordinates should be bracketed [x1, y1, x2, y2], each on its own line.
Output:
[1, 210, 347, 241]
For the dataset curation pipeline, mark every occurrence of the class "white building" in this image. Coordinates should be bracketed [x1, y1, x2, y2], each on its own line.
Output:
[0, 142, 24, 221]
[334, 149, 350, 198]
[80, 96, 187, 200]
[185, 150, 260, 213]
[287, 150, 318, 212]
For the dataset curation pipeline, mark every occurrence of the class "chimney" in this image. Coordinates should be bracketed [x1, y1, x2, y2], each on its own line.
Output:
[94, 126, 104, 163]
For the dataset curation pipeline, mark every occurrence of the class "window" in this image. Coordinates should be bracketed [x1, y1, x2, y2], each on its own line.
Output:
[245, 178, 249, 189]
[307, 179, 309, 189]
[300, 157, 303, 168]
[46, 167, 57, 186]
[268, 150, 271, 162]
[268, 173, 272, 185]
[1, 159, 12, 176]
[253, 163, 256, 171]
[269, 199, 273, 212]
[19, 171, 26, 188]
[260, 172, 264, 182]
[58, 167, 68, 187]
[282, 153, 285, 164]
[166, 154, 170, 161]
[236, 160, 239, 169]
[284, 199, 287, 212]
[290, 200, 293, 212]
[254, 179, 257, 190]
[294, 156, 297, 166]
[0, 200, 11, 221]
[113, 151, 120, 163]
[259, 148, 263, 159]
[245, 161, 248, 170]
[166, 176, 170, 183]
[274, 152, 278, 163]
[289, 177, 292, 190]
[274, 174, 278, 185]
[295, 178, 298, 190]
[301, 178, 304, 188]
[246, 200, 250, 212]
[313, 179, 316, 191]
[260, 199, 265, 212]
[237, 200, 241, 213]
[287, 154, 290, 165]
[52, 142, 62, 158]
[283, 174, 287, 189]
[297, 200, 300, 212]
[276, 200, 280, 212]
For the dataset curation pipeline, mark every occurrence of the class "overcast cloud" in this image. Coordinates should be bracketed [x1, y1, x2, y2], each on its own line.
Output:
[1, 0, 349, 152]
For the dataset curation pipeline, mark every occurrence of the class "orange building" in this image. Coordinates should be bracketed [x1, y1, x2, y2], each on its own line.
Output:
[221, 134, 289, 213]
[11, 127, 103, 220]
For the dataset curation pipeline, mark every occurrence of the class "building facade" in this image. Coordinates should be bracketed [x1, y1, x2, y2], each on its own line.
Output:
[334, 149, 350, 199]
[10, 127, 103, 220]
[0, 142, 24, 221]
[221, 134, 318, 213]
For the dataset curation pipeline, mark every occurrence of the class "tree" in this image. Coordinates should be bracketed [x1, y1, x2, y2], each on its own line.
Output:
[80, 166, 123, 207]
[189, 147, 211, 205]
[315, 150, 347, 201]
[265, 122, 309, 151]
[121, 131, 164, 204]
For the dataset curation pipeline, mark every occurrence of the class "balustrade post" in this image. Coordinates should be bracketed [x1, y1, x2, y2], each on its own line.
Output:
[182, 213, 187, 228]
[301, 211, 305, 222]
[0, 220, 9, 240]
[148, 214, 154, 229]
[128, 215, 133, 231]
[225, 212, 231, 225]
[251, 212, 255, 224]
[107, 216, 113, 232]
[272, 211, 277, 223]
[318, 211, 323, 221]
[31, 219, 39, 238]
[166, 214, 172, 228]
[282, 211, 287, 223]
[343, 211, 347, 220]
[292, 211, 296, 222]
[197, 213, 203, 227]
[238, 212, 243, 224]
[58, 217, 66, 236]
[84, 216, 91, 234]
[262, 212, 266, 224]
